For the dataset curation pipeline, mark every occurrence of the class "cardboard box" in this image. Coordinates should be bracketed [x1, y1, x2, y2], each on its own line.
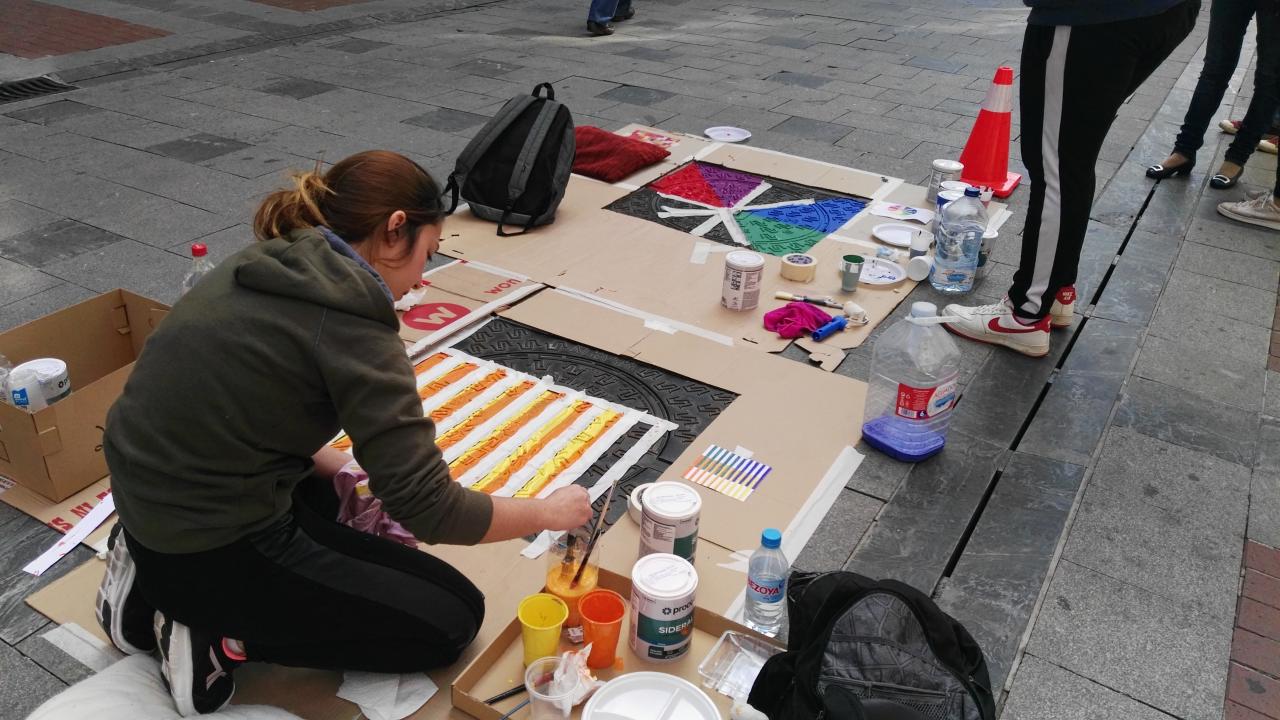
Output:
[452, 567, 780, 720]
[0, 290, 168, 502]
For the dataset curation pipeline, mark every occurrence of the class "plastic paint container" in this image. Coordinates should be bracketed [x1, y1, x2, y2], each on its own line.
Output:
[12, 358, 70, 405]
[722, 251, 765, 311]
[638, 481, 701, 561]
[629, 554, 698, 662]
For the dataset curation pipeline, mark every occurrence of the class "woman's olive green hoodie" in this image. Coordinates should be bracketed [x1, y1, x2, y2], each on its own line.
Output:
[104, 227, 493, 553]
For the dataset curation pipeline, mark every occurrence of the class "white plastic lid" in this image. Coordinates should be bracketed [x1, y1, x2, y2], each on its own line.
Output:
[632, 553, 698, 600]
[910, 302, 938, 318]
[932, 159, 963, 172]
[642, 481, 702, 522]
[582, 672, 719, 720]
[725, 250, 765, 270]
[13, 358, 66, 381]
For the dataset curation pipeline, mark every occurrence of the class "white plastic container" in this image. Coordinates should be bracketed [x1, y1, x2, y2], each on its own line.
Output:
[930, 187, 988, 295]
[722, 251, 764, 311]
[639, 481, 702, 561]
[8, 368, 47, 411]
[744, 528, 788, 637]
[629, 554, 698, 662]
[12, 358, 70, 405]
[860, 302, 961, 463]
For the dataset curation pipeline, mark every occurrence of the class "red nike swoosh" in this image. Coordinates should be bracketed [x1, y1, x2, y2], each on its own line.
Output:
[988, 318, 1042, 334]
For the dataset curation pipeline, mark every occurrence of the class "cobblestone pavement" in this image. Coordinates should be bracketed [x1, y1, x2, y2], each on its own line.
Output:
[0, 0, 1277, 717]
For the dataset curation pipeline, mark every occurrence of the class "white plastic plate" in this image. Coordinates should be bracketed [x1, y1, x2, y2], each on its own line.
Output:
[704, 126, 751, 143]
[582, 672, 721, 720]
[871, 223, 918, 248]
[859, 257, 907, 285]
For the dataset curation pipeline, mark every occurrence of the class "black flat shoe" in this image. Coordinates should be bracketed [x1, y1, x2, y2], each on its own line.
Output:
[612, 7, 634, 20]
[1146, 158, 1194, 179]
[1210, 166, 1243, 189]
[587, 20, 614, 35]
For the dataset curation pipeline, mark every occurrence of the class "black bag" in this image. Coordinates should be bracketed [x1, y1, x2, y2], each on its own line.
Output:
[442, 82, 575, 236]
[748, 571, 995, 720]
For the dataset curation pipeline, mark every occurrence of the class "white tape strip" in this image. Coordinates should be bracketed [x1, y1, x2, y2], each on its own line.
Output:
[553, 287, 735, 347]
[442, 379, 553, 465]
[723, 446, 863, 620]
[448, 258, 531, 282]
[490, 404, 606, 497]
[614, 182, 641, 191]
[25, 493, 115, 576]
[431, 374, 522, 438]
[643, 319, 677, 334]
[522, 531, 558, 559]
[41, 623, 124, 672]
[420, 362, 496, 414]
[405, 283, 544, 359]
[689, 241, 712, 265]
[988, 207, 1013, 234]
[414, 354, 468, 391]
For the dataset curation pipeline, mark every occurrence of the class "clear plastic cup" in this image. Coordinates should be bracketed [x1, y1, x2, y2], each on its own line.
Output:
[525, 656, 580, 720]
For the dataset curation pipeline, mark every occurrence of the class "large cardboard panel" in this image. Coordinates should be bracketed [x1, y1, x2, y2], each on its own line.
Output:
[0, 476, 114, 550]
[399, 261, 541, 345]
[0, 290, 168, 500]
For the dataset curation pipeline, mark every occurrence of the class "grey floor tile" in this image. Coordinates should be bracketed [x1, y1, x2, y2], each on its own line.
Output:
[15, 632, 95, 685]
[1003, 655, 1176, 720]
[257, 77, 337, 100]
[598, 84, 675, 105]
[0, 257, 61, 306]
[449, 58, 523, 77]
[1134, 333, 1268, 412]
[1159, 268, 1277, 329]
[1056, 317, 1142, 377]
[0, 283, 97, 332]
[765, 71, 830, 89]
[1250, 471, 1280, 550]
[403, 108, 492, 133]
[1063, 484, 1242, 619]
[199, 145, 315, 180]
[1186, 213, 1280, 261]
[760, 35, 818, 50]
[1268, 370, 1280, 419]
[0, 516, 95, 646]
[1257, 417, 1280, 475]
[950, 339, 1066, 447]
[1028, 560, 1231, 720]
[1018, 370, 1123, 467]
[1091, 257, 1168, 326]
[0, 219, 126, 269]
[618, 47, 671, 63]
[1147, 301, 1273, 367]
[0, 199, 61, 242]
[848, 430, 1006, 594]
[4, 100, 103, 126]
[1177, 239, 1280, 291]
[1113, 376, 1258, 467]
[146, 132, 253, 163]
[43, 239, 190, 304]
[0, 641, 66, 718]
[936, 453, 1083, 692]
[173, 224, 253, 265]
[847, 441, 913, 501]
[772, 116, 852, 144]
[794, 490, 882, 572]
[327, 38, 389, 54]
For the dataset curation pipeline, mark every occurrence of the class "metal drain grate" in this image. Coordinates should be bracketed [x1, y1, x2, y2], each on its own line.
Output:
[0, 76, 77, 105]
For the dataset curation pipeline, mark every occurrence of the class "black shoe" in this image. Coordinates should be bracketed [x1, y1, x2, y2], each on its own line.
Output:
[587, 20, 614, 35]
[155, 612, 238, 716]
[1146, 156, 1194, 179]
[1210, 165, 1243, 189]
[95, 525, 156, 655]
[612, 7, 634, 21]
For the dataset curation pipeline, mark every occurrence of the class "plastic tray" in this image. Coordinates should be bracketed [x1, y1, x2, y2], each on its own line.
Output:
[696, 631, 784, 700]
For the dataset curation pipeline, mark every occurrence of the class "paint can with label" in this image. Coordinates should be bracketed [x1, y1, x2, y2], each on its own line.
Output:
[721, 251, 765, 311]
[639, 481, 701, 561]
[12, 358, 71, 405]
[629, 553, 698, 662]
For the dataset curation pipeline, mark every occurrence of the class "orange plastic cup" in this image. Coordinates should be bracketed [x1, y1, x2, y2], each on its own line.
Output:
[578, 589, 626, 669]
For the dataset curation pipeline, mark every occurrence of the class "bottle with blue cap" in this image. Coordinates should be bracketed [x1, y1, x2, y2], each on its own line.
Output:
[745, 528, 788, 637]
[930, 185, 988, 295]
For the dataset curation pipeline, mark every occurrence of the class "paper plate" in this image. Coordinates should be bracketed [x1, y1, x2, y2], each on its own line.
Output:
[582, 672, 721, 720]
[871, 223, 918, 248]
[860, 257, 907, 285]
[704, 126, 751, 143]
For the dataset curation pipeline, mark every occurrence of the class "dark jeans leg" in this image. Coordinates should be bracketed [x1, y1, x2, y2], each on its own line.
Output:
[1225, 5, 1280, 165]
[1173, 0, 1254, 160]
[128, 492, 485, 673]
[1009, 1, 1201, 320]
[587, 0, 620, 24]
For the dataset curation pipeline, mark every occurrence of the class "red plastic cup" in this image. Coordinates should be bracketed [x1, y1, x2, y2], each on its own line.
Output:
[578, 589, 626, 669]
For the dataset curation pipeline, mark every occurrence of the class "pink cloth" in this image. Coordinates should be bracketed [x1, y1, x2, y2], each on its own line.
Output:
[333, 462, 418, 547]
[763, 302, 833, 339]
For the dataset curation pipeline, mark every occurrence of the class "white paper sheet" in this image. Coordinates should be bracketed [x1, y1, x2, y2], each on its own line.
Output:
[24, 492, 115, 576]
[337, 672, 437, 720]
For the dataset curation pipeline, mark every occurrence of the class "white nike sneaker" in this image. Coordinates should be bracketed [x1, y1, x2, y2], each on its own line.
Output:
[1049, 285, 1076, 329]
[942, 300, 1051, 358]
[1218, 191, 1280, 230]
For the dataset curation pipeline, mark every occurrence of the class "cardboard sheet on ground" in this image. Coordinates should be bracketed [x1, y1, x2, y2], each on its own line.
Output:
[438, 126, 1000, 361]
[1, 475, 114, 551]
[26, 291, 867, 720]
[397, 260, 542, 349]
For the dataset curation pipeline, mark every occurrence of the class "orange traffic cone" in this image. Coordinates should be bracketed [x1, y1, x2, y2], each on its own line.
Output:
[959, 66, 1021, 198]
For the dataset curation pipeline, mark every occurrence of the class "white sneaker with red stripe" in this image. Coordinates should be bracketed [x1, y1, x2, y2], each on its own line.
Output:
[1049, 285, 1075, 329]
[942, 300, 1051, 357]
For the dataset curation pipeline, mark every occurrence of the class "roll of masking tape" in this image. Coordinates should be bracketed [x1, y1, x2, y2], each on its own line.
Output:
[780, 253, 817, 282]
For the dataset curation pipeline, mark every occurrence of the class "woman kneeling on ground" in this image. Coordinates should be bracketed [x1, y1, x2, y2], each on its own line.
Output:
[95, 150, 593, 716]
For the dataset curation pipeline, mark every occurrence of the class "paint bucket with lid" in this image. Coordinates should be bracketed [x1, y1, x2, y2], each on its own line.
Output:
[629, 553, 698, 662]
[638, 481, 701, 561]
[12, 358, 70, 406]
[722, 251, 764, 311]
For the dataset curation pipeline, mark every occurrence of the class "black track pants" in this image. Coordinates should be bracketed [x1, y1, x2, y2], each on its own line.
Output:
[1008, 1, 1200, 319]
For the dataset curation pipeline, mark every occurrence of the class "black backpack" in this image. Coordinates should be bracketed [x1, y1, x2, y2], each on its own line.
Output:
[748, 571, 995, 720]
[443, 82, 575, 236]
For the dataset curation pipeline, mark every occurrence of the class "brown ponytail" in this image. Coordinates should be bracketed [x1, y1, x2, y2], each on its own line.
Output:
[252, 151, 446, 256]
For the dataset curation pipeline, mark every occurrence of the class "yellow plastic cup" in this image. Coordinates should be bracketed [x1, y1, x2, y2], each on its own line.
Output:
[518, 593, 568, 666]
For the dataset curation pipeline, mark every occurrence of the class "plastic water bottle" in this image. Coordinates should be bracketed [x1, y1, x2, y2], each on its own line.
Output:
[0, 353, 12, 406]
[745, 528, 788, 637]
[180, 243, 214, 296]
[861, 302, 961, 462]
[930, 187, 988, 295]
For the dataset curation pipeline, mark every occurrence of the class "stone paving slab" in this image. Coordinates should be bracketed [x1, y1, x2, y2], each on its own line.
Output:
[1003, 655, 1176, 720]
[1113, 376, 1259, 468]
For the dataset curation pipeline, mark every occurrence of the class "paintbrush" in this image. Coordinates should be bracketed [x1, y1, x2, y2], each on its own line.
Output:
[558, 534, 577, 579]
[774, 291, 843, 309]
[570, 477, 624, 587]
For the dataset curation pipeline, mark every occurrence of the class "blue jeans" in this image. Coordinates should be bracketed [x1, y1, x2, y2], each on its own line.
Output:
[1174, 0, 1280, 166]
[588, 0, 630, 24]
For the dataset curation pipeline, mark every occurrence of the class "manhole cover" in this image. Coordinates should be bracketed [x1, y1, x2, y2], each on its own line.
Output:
[0, 76, 76, 105]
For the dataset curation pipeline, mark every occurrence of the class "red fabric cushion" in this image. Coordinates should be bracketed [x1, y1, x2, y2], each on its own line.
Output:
[572, 126, 671, 183]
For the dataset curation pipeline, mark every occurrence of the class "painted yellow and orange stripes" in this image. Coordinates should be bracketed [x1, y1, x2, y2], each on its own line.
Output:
[512, 409, 623, 498]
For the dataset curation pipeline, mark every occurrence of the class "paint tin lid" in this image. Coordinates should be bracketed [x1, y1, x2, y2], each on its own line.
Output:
[14, 358, 67, 381]
[725, 250, 765, 270]
[932, 159, 963, 173]
[641, 481, 702, 522]
[632, 553, 698, 600]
